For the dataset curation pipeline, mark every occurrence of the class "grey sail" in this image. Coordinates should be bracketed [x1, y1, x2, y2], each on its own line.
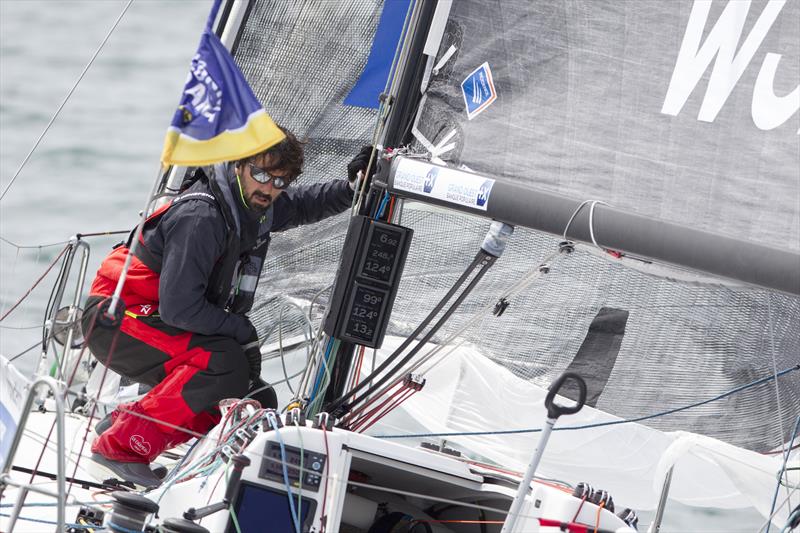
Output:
[230, 0, 798, 456]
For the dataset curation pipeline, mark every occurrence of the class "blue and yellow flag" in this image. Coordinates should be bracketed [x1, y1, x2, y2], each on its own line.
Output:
[161, 0, 284, 166]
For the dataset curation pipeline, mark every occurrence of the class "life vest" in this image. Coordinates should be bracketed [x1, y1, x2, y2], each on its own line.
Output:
[89, 165, 271, 316]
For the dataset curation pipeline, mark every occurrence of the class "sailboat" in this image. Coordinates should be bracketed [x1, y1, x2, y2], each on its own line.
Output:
[1, 0, 798, 532]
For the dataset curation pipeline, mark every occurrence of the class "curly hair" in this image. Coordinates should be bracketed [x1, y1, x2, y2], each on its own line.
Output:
[239, 125, 306, 181]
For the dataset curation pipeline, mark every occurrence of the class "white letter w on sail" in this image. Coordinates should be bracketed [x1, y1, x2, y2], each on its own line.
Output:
[661, 0, 798, 131]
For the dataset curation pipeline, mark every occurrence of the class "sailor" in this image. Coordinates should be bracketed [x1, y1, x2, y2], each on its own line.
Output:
[83, 130, 375, 488]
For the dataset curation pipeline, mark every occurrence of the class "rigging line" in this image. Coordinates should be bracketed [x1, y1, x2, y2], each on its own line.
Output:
[0, 231, 128, 251]
[21, 400, 551, 526]
[0, 236, 71, 249]
[328, 251, 487, 413]
[0, 512, 104, 531]
[278, 302, 295, 395]
[267, 413, 301, 532]
[16, 405, 562, 530]
[0, 323, 47, 330]
[0, 246, 22, 318]
[339, 253, 496, 415]
[352, 0, 416, 214]
[269, 298, 316, 394]
[375, 191, 391, 220]
[766, 415, 800, 533]
[0, 0, 135, 202]
[562, 199, 610, 248]
[766, 294, 792, 516]
[0, 243, 70, 322]
[759, 484, 800, 533]
[310, 341, 340, 414]
[58, 308, 118, 498]
[357, 387, 418, 433]
[291, 289, 330, 400]
[310, 338, 335, 404]
[366, 247, 566, 405]
[375, 364, 800, 439]
[343, 380, 404, 430]
[42, 240, 74, 367]
[345, 479, 534, 520]
[7, 340, 43, 362]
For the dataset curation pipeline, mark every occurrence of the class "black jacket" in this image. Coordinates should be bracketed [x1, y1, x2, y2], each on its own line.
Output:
[141, 164, 353, 343]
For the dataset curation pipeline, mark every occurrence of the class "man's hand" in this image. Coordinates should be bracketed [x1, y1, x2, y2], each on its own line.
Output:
[243, 321, 261, 381]
[347, 146, 378, 184]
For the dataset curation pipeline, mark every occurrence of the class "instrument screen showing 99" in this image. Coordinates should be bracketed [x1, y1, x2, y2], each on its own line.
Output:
[344, 284, 388, 343]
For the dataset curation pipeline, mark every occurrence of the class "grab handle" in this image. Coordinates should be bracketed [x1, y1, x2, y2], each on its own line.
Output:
[545, 372, 586, 419]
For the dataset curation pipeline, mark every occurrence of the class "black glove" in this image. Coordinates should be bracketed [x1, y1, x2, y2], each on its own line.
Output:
[242, 320, 261, 381]
[248, 377, 277, 409]
[347, 145, 378, 183]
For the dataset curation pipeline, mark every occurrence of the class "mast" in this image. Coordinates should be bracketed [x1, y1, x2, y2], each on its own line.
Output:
[321, 0, 440, 407]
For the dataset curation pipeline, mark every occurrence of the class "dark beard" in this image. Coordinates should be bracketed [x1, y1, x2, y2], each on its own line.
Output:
[249, 192, 272, 211]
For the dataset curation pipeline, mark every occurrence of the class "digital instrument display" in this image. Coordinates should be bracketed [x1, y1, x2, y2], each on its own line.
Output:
[357, 225, 406, 284]
[259, 441, 326, 492]
[324, 216, 413, 348]
[342, 283, 389, 344]
[226, 482, 316, 533]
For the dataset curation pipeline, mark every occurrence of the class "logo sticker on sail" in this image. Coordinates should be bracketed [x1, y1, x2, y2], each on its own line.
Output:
[461, 62, 497, 120]
[394, 158, 495, 211]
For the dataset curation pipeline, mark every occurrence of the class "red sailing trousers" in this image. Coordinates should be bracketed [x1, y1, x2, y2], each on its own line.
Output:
[83, 296, 249, 463]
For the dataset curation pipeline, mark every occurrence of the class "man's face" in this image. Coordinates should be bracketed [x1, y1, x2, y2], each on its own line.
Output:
[238, 154, 293, 211]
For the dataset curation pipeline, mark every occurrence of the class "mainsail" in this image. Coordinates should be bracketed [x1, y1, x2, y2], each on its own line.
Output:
[229, 0, 796, 519]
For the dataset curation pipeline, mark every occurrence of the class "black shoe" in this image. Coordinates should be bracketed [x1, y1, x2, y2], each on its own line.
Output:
[151, 463, 168, 479]
[94, 413, 113, 435]
[93, 416, 166, 479]
[90, 453, 162, 490]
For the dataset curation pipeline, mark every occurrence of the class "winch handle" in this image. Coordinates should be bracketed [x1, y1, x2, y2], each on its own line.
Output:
[544, 372, 587, 419]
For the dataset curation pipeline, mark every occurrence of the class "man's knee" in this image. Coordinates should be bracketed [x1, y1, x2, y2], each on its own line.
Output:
[206, 339, 249, 394]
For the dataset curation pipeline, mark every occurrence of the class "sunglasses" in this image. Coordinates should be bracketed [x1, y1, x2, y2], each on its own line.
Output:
[248, 163, 291, 189]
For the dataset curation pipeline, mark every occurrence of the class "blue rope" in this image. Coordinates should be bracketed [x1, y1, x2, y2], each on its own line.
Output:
[374, 192, 390, 220]
[309, 338, 334, 403]
[0, 511, 106, 530]
[0, 500, 115, 508]
[375, 364, 800, 439]
[267, 413, 301, 533]
[107, 521, 144, 533]
[766, 414, 800, 533]
[782, 507, 800, 533]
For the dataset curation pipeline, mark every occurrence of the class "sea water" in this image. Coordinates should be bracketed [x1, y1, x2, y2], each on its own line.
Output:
[0, 1, 772, 531]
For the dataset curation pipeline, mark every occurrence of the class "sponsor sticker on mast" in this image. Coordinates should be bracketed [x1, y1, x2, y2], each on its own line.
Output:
[461, 62, 497, 120]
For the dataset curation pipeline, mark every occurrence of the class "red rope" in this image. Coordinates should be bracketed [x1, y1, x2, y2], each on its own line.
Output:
[0, 243, 70, 322]
[348, 345, 365, 390]
[343, 381, 404, 430]
[319, 423, 331, 533]
[66, 313, 122, 497]
[28, 305, 102, 489]
[357, 387, 418, 433]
